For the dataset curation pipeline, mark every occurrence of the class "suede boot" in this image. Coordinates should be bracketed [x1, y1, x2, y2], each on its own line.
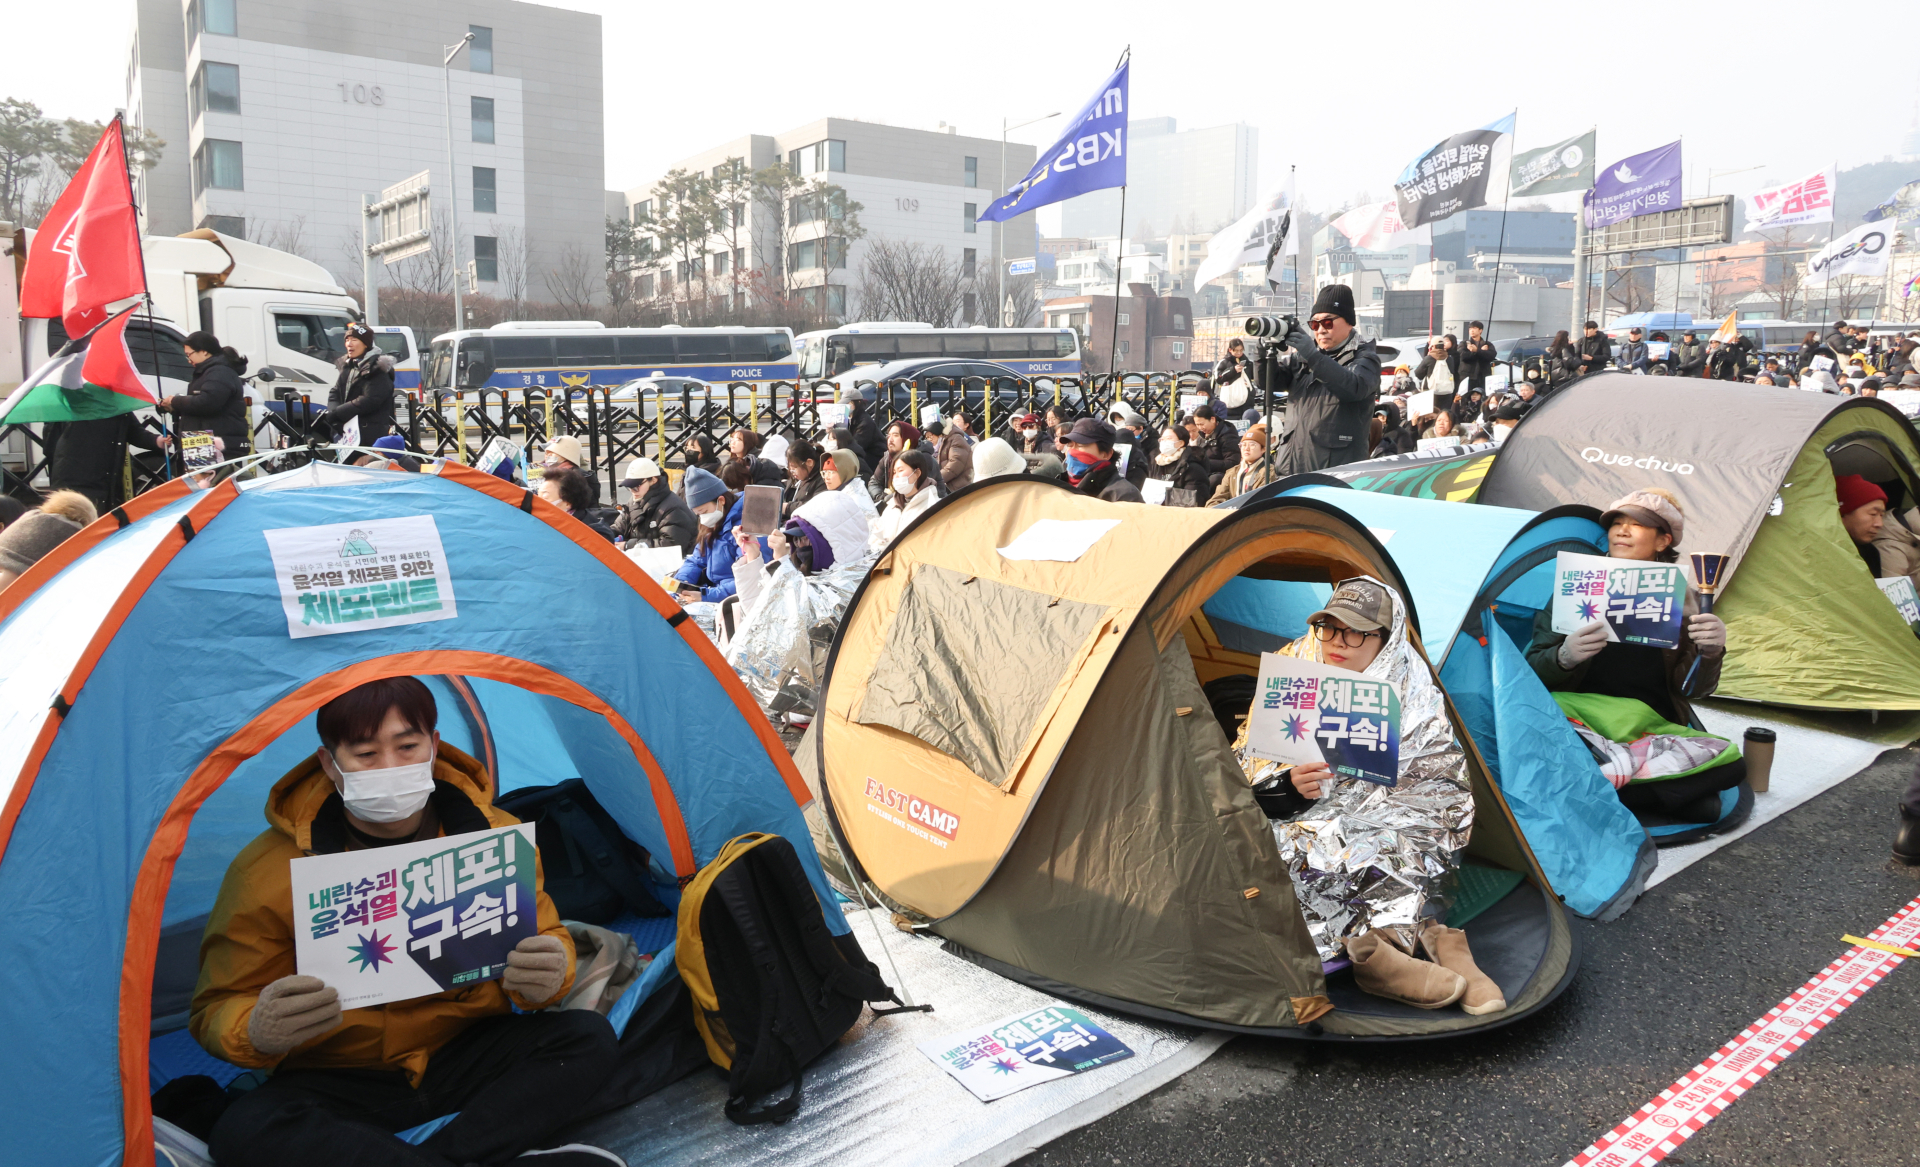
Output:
[1345, 929, 1465, 1009]
[1420, 924, 1507, 1016]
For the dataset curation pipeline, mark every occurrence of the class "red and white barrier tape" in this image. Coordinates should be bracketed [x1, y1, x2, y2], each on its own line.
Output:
[1565, 894, 1920, 1167]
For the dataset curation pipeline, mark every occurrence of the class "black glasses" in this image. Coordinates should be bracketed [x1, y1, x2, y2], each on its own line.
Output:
[1308, 620, 1381, 647]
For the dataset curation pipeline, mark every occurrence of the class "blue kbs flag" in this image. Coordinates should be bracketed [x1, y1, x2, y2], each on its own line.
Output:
[976, 58, 1129, 223]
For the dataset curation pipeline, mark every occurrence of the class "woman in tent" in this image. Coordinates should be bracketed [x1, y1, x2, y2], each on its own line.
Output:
[192, 676, 622, 1166]
[1525, 488, 1742, 824]
[870, 450, 940, 554]
[673, 467, 750, 602]
[1233, 577, 1498, 1014]
[1149, 423, 1211, 505]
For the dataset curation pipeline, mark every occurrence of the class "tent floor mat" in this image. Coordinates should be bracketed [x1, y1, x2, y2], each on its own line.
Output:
[565, 908, 1225, 1167]
[1634, 781, 1755, 848]
[1447, 863, 1527, 927]
[1321, 879, 1549, 1023]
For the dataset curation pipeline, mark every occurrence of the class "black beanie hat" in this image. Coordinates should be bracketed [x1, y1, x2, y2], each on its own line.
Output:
[1311, 284, 1356, 326]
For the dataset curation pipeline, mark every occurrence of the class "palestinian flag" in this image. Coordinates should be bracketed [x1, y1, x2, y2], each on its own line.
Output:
[0, 306, 159, 424]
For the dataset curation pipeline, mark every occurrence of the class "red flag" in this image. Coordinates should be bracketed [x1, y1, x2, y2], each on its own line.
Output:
[81, 305, 159, 404]
[20, 118, 145, 335]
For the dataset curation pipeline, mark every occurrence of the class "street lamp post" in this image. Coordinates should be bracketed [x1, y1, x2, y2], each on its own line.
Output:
[442, 32, 474, 331]
[996, 111, 1060, 326]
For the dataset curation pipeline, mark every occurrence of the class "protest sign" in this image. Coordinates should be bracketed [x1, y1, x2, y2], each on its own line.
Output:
[1139, 477, 1169, 506]
[997, 518, 1121, 563]
[292, 823, 537, 1009]
[1245, 654, 1401, 787]
[1417, 436, 1462, 453]
[264, 514, 458, 639]
[1878, 576, 1920, 634]
[817, 402, 848, 430]
[1178, 392, 1210, 416]
[1552, 551, 1684, 648]
[179, 431, 219, 473]
[918, 1005, 1134, 1102]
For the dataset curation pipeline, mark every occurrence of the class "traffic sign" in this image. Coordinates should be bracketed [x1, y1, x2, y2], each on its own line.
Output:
[1007, 257, 1037, 276]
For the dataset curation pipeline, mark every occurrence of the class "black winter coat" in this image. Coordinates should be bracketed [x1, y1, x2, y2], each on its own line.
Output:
[170, 356, 250, 452]
[613, 480, 698, 552]
[784, 470, 827, 519]
[1193, 423, 1240, 487]
[1275, 333, 1382, 476]
[1673, 340, 1708, 377]
[1577, 333, 1611, 376]
[49, 414, 164, 505]
[1072, 459, 1143, 503]
[1457, 337, 1497, 383]
[324, 351, 397, 445]
[1148, 446, 1211, 504]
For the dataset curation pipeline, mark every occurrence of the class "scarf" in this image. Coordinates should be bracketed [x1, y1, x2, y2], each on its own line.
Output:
[1065, 453, 1110, 485]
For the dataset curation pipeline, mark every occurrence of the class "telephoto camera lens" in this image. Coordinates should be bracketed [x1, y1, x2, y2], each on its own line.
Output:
[1244, 315, 1295, 338]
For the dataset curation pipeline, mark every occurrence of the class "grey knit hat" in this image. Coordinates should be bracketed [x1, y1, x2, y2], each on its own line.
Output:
[0, 511, 84, 576]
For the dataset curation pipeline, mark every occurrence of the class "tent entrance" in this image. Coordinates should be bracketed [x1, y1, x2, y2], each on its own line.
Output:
[1827, 431, 1920, 513]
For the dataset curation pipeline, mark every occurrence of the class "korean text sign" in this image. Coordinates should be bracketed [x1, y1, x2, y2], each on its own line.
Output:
[917, 1005, 1134, 1102]
[291, 823, 537, 1008]
[1878, 576, 1920, 633]
[1552, 551, 1684, 649]
[263, 514, 458, 639]
[1245, 653, 1402, 787]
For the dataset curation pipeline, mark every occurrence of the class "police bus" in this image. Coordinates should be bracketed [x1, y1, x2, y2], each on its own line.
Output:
[423, 323, 798, 394]
[793, 323, 1082, 381]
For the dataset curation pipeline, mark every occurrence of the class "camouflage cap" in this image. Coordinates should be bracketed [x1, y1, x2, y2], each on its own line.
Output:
[1306, 577, 1396, 633]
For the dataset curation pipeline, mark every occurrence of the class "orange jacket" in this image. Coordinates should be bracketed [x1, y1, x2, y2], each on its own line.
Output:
[189, 744, 575, 1085]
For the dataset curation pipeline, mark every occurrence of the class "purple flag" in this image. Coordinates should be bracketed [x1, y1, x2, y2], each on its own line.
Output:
[1583, 141, 1682, 229]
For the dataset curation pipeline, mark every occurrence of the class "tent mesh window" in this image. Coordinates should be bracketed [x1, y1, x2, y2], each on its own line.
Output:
[854, 564, 1109, 787]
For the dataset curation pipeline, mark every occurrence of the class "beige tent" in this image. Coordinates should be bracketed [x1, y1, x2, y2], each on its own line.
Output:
[814, 479, 1578, 1039]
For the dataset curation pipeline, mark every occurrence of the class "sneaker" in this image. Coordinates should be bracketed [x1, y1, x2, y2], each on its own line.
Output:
[1896, 808, 1920, 866]
[518, 1146, 627, 1167]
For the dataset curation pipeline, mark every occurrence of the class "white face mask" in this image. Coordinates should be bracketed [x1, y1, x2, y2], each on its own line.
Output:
[1022, 428, 1038, 438]
[325, 750, 436, 823]
[892, 474, 915, 495]
[821, 437, 837, 452]
[1160, 438, 1178, 454]
[699, 510, 723, 529]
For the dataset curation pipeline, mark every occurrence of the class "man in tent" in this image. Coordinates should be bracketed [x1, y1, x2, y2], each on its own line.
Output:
[1233, 578, 1501, 1015]
[1835, 474, 1891, 578]
[191, 676, 625, 1167]
[1525, 489, 1744, 825]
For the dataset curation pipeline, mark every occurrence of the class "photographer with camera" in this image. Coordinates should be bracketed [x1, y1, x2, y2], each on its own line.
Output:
[1253, 285, 1382, 476]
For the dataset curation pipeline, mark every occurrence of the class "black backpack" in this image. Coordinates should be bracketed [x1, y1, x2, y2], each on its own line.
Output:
[494, 779, 669, 923]
[677, 833, 929, 1124]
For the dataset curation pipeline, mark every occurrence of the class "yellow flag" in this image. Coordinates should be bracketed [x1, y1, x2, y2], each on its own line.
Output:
[1709, 311, 1739, 344]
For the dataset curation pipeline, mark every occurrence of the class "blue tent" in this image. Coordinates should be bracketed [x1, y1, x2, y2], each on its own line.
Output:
[1248, 483, 1656, 922]
[0, 460, 835, 1167]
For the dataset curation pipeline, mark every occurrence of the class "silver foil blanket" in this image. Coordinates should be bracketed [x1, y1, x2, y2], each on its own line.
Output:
[1233, 577, 1475, 961]
[724, 554, 872, 721]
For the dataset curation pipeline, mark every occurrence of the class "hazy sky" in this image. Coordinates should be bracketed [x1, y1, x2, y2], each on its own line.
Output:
[13, 0, 1919, 230]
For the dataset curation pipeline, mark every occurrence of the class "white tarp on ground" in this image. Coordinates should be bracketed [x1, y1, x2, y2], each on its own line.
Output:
[570, 908, 1229, 1167]
[1653, 702, 1920, 886]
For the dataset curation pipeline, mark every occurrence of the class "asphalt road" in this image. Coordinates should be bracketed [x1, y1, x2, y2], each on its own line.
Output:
[1015, 746, 1920, 1167]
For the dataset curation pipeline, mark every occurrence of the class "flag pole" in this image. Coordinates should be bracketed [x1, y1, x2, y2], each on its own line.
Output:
[112, 111, 176, 484]
[1108, 183, 1127, 385]
[1485, 109, 1517, 346]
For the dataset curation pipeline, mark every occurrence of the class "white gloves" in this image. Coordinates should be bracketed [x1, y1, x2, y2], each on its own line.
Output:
[1557, 619, 1610, 670]
[502, 934, 569, 1006]
[1688, 613, 1727, 656]
[248, 975, 342, 1057]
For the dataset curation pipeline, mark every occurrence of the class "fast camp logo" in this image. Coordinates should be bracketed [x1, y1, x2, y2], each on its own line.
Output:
[864, 778, 959, 847]
[1580, 447, 1694, 475]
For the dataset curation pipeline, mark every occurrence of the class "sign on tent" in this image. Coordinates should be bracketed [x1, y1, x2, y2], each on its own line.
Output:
[264, 514, 459, 638]
[1878, 577, 1920, 634]
[293, 823, 537, 1009]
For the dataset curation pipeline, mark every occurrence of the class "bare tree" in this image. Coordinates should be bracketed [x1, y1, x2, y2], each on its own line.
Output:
[252, 215, 313, 260]
[1604, 250, 1659, 315]
[494, 223, 529, 313]
[542, 242, 600, 319]
[388, 208, 457, 298]
[856, 238, 966, 326]
[1754, 228, 1807, 320]
[999, 274, 1040, 327]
